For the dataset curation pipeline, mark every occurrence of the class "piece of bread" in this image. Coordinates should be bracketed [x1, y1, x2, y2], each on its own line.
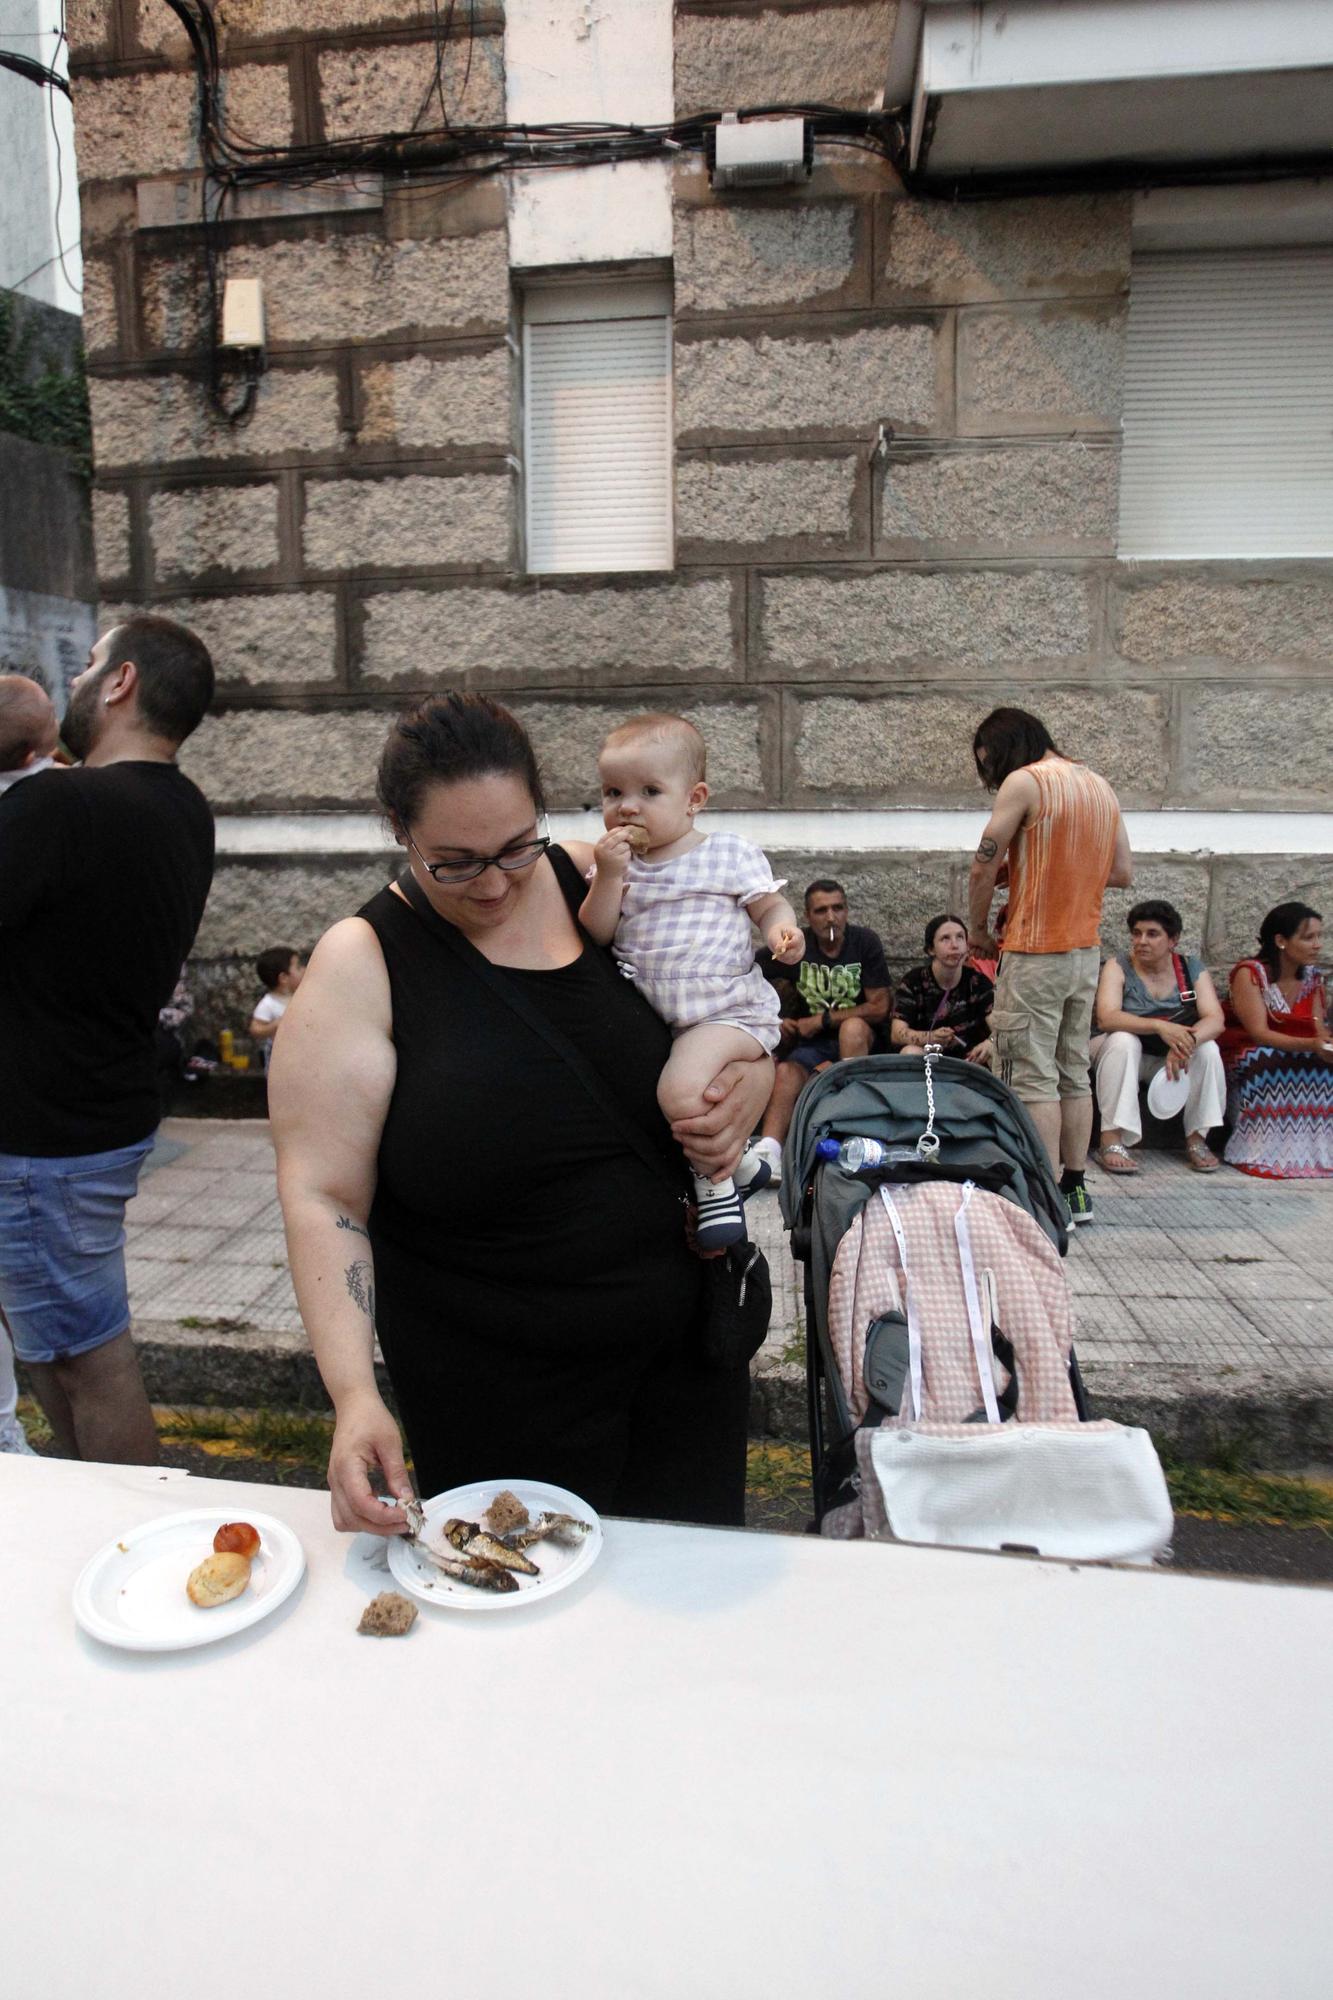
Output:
[187, 1550, 252, 1608]
[486, 1489, 530, 1535]
[213, 1521, 261, 1559]
[358, 1591, 418, 1637]
[625, 826, 651, 856]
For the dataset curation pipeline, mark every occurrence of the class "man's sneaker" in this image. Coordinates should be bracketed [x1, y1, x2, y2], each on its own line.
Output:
[735, 1138, 780, 1199]
[0, 1414, 36, 1456]
[1065, 1181, 1095, 1227]
[739, 1136, 782, 1193]
[693, 1173, 748, 1251]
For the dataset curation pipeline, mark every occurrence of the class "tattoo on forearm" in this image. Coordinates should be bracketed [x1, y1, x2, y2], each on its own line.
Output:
[335, 1214, 369, 1239]
[344, 1260, 375, 1325]
[976, 836, 999, 862]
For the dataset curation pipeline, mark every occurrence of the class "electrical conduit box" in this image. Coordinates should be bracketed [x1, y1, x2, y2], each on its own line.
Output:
[221, 276, 265, 350]
[707, 114, 811, 190]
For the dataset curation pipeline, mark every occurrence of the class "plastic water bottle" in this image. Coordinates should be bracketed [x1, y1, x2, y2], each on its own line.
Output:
[816, 1136, 890, 1172]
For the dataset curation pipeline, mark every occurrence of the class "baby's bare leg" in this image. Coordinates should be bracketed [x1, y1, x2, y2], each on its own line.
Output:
[660, 1024, 766, 1181]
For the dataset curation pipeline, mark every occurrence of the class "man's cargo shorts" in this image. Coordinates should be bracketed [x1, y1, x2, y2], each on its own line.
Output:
[990, 946, 1100, 1103]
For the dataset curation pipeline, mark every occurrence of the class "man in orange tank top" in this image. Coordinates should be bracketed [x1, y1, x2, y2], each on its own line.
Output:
[967, 708, 1133, 1225]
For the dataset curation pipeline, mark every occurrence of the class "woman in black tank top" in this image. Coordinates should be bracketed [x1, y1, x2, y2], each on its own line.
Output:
[270, 696, 771, 1535]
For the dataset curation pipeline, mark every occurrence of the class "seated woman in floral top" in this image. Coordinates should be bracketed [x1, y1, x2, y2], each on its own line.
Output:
[891, 913, 994, 1062]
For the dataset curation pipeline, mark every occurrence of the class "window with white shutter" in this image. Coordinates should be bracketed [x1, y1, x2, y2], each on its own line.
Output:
[522, 278, 674, 575]
[1118, 246, 1333, 559]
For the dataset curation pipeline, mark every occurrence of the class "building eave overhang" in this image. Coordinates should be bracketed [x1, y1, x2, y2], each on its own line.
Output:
[887, 0, 1333, 188]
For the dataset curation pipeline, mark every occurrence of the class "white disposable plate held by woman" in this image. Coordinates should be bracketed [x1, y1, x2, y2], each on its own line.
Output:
[386, 1478, 602, 1613]
[73, 1509, 305, 1653]
[1146, 1066, 1191, 1119]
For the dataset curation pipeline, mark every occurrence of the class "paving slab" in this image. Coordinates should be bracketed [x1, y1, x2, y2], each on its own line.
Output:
[118, 1119, 1333, 1464]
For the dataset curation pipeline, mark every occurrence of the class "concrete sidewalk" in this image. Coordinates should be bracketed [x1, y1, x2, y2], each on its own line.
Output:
[121, 1118, 1333, 1464]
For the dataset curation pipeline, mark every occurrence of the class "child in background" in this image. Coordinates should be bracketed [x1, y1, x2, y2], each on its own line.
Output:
[581, 714, 804, 1250]
[0, 675, 59, 795]
[249, 948, 305, 1066]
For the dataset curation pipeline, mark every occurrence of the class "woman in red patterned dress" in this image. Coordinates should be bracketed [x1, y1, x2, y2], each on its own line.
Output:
[1220, 902, 1333, 1179]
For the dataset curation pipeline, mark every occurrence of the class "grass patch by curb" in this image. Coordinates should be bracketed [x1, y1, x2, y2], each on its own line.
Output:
[156, 1405, 335, 1471]
[1163, 1463, 1333, 1532]
[16, 1400, 336, 1474]
[746, 1440, 811, 1500]
[15, 1401, 1332, 1535]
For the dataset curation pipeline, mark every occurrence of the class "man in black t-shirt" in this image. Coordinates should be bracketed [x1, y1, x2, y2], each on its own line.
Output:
[0, 615, 215, 1465]
[752, 880, 891, 1182]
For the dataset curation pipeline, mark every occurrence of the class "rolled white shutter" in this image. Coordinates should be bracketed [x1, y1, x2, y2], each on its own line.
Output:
[523, 279, 673, 575]
[1118, 246, 1333, 559]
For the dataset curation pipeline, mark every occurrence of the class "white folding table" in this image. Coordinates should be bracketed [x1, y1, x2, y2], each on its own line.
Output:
[3, 1454, 1329, 1998]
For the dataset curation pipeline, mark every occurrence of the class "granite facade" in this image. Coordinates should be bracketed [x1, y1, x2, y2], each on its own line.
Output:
[67, 0, 1330, 1027]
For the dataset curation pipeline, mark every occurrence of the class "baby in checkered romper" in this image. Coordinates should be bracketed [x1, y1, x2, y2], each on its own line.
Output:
[581, 714, 804, 1250]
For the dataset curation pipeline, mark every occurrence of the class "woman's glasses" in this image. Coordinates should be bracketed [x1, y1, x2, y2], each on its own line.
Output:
[407, 830, 551, 884]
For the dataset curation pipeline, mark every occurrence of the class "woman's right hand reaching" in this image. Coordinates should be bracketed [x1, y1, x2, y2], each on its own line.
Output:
[327, 1388, 415, 1535]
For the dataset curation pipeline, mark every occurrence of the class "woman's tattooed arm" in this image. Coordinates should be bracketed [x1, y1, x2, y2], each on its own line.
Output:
[344, 1259, 376, 1327]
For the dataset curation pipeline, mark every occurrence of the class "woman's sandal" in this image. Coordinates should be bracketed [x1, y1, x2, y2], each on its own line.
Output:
[1185, 1136, 1221, 1173]
[1094, 1142, 1139, 1175]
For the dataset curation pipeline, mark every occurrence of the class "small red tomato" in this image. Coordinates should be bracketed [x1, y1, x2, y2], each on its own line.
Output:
[213, 1521, 261, 1560]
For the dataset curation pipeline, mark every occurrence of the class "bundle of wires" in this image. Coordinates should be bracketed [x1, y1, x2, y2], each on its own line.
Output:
[160, 0, 902, 419]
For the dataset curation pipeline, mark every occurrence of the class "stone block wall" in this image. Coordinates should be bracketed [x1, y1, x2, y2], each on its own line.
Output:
[193, 842, 1333, 1059]
[68, 1, 1333, 1032]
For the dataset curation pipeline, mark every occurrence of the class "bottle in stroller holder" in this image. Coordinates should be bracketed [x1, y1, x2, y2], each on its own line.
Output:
[817, 1137, 922, 1174]
[816, 1045, 951, 1178]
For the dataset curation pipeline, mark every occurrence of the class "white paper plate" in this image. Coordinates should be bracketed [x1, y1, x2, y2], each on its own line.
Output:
[386, 1479, 602, 1613]
[1146, 1066, 1191, 1118]
[73, 1509, 305, 1653]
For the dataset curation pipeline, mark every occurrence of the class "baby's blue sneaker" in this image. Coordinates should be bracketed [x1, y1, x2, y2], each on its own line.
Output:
[693, 1174, 748, 1250]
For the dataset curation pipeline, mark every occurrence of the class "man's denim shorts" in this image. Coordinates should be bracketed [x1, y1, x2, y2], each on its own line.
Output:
[0, 1138, 153, 1364]
[786, 1034, 841, 1073]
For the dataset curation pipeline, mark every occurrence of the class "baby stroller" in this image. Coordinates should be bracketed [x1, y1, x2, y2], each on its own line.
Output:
[782, 1050, 1172, 1563]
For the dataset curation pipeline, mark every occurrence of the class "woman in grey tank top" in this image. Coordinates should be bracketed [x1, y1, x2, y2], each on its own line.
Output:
[1091, 899, 1226, 1175]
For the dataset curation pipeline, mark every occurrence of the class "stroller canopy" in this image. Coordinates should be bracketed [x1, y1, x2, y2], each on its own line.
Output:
[781, 1052, 1068, 1253]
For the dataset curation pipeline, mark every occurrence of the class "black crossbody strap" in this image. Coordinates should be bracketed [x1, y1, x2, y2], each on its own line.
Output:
[395, 864, 685, 1202]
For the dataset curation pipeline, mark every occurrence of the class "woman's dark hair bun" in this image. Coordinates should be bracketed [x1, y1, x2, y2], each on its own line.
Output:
[377, 691, 546, 829]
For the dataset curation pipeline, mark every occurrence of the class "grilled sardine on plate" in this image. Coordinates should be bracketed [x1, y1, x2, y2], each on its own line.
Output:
[506, 1511, 593, 1551]
[395, 1498, 520, 1593]
[388, 1493, 591, 1594]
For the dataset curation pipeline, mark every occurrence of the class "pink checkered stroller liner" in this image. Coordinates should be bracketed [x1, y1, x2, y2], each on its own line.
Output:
[831, 1179, 1078, 1429]
[822, 1177, 1111, 1540]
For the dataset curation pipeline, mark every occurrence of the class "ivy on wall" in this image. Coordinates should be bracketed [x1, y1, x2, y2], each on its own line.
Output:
[0, 290, 91, 468]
